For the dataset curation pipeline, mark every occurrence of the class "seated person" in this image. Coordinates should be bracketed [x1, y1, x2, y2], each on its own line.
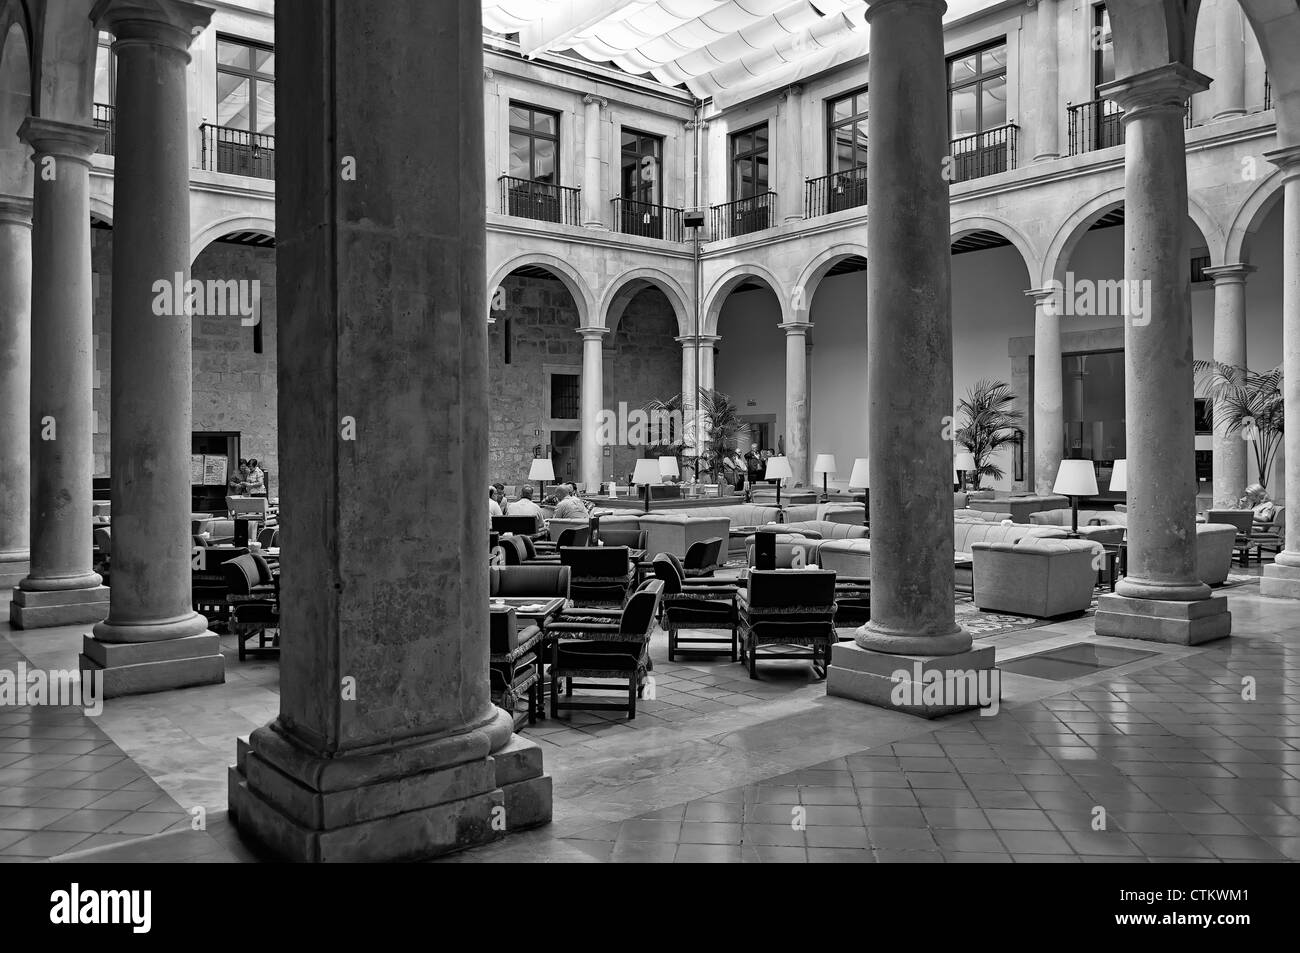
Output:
[489, 486, 503, 518]
[493, 482, 509, 515]
[551, 484, 588, 520]
[508, 485, 543, 529]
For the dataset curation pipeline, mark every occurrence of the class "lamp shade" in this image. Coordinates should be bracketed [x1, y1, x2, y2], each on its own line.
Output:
[764, 456, 793, 481]
[528, 458, 555, 482]
[1109, 459, 1127, 493]
[813, 453, 837, 475]
[1054, 459, 1099, 496]
[632, 458, 661, 486]
[657, 455, 680, 479]
[954, 451, 976, 471]
[848, 457, 869, 489]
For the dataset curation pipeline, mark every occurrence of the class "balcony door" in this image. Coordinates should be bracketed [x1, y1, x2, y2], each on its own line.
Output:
[215, 36, 276, 177]
[947, 40, 1008, 180]
[1092, 5, 1124, 149]
[620, 129, 663, 238]
[508, 103, 562, 223]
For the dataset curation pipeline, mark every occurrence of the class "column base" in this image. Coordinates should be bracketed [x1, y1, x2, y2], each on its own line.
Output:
[826, 642, 999, 718]
[228, 713, 551, 862]
[79, 631, 225, 697]
[0, 559, 29, 591]
[1094, 593, 1231, 645]
[9, 585, 110, 629]
[1260, 562, 1300, 600]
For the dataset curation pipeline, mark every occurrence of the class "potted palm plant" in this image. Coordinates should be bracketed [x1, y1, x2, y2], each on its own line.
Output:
[1194, 360, 1284, 493]
[954, 379, 1024, 490]
[644, 389, 750, 486]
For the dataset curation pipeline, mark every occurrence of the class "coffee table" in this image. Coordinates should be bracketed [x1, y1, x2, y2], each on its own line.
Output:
[489, 596, 565, 626]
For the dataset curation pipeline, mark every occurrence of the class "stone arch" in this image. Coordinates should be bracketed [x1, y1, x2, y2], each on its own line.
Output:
[598, 267, 691, 337]
[792, 242, 870, 317]
[487, 252, 595, 329]
[950, 214, 1041, 281]
[89, 195, 112, 225]
[1238, 0, 1300, 147]
[190, 214, 275, 264]
[1225, 167, 1286, 264]
[702, 262, 789, 336]
[1041, 187, 1224, 286]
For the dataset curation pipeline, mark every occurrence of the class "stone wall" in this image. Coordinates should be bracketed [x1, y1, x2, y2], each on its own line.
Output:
[90, 230, 278, 487]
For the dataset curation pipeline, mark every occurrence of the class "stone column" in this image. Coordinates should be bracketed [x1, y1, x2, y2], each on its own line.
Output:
[780, 85, 804, 222]
[1094, 63, 1231, 644]
[1027, 288, 1063, 494]
[1261, 145, 1300, 599]
[1031, 0, 1060, 161]
[9, 119, 110, 629]
[578, 326, 606, 492]
[677, 333, 700, 457]
[0, 197, 32, 590]
[827, 0, 990, 716]
[781, 321, 811, 485]
[80, 0, 223, 695]
[1204, 263, 1254, 506]
[698, 334, 717, 395]
[582, 95, 605, 228]
[1212, 0, 1246, 120]
[229, 0, 550, 861]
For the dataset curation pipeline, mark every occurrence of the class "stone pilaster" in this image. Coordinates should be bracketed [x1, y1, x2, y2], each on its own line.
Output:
[82, 0, 224, 695]
[1212, 0, 1246, 120]
[578, 326, 607, 492]
[1030, 0, 1060, 161]
[1026, 287, 1063, 495]
[1203, 263, 1254, 507]
[0, 197, 32, 590]
[228, 0, 549, 861]
[10, 119, 109, 629]
[582, 95, 606, 229]
[779, 85, 804, 222]
[780, 321, 811, 485]
[1261, 144, 1300, 599]
[1093, 63, 1231, 644]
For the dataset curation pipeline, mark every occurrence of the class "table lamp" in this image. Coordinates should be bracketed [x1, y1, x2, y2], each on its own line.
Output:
[632, 458, 661, 514]
[528, 457, 554, 503]
[658, 455, 680, 484]
[813, 453, 837, 502]
[1053, 459, 1098, 538]
[954, 451, 976, 491]
[1109, 458, 1127, 493]
[848, 457, 869, 526]
[763, 455, 794, 517]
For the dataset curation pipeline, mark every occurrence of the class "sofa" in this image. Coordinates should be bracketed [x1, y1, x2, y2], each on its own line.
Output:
[966, 494, 1070, 522]
[760, 520, 869, 540]
[817, 503, 866, 525]
[744, 534, 822, 569]
[955, 508, 1011, 522]
[637, 515, 731, 560]
[971, 537, 1101, 617]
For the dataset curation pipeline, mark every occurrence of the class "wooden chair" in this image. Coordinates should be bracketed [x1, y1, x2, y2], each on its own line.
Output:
[561, 546, 634, 608]
[1208, 509, 1259, 565]
[546, 580, 663, 719]
[489, 607, 541, 727]
[652, 554, 738, 662]
[224, 553, 279, 660]
[737, 569, 837, 680]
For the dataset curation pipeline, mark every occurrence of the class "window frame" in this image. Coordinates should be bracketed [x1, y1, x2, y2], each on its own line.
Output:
[729, 121, 770, 202]
[215, 34, 276, 135]
[620, 127, 663, 206]
[1092, 3, 1115, 100]
[946, 38, 1008, 142]
[826, 85, 869, 176]
[508, 101, 562, 185]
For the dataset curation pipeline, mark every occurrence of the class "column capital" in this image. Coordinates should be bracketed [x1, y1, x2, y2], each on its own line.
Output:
[0, 195, 33, 226]
[864, 0, 947, 24]
[17, 117, 104, 163]
[1024, 287, 1058, 304]
[91, 0, 212, 53]
[1099, 63, 1211, 118]
[577, 326, 609, 341]
[779, 321, 813, 336]
[483, 67, 494, 82]
[1264, 143, 1300, 177]
[779, 84, 802, 101]
[1202, 263, 1257, 284]
[582, 94, 607, 109]
[675, 333, 719, 347]
[684, 118, 709, 131]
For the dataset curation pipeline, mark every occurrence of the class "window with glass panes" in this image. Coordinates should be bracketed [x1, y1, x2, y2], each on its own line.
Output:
[621, 130, 662, 205]
[509, 104, 560, 183]
[216, 36, 275, 134]
[1093, 4, 1116, 95]
[947, 40, 1007, 141]
[93, 33, 115, 105]
[730, 124, 769, 200]
[827, 87, 868, 173]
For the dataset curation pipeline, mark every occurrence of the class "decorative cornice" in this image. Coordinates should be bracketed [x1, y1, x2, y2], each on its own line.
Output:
[0, 196, 33, 227]
[1024, 287, 1057, 304]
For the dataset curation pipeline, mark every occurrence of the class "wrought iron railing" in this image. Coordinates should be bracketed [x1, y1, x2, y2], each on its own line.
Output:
[1067, 98, 1125, 155]
[92, 103, 115, 156]
[1264, 73, 1272, 111]
[498, 175, 580, 226]
[948, 124, 1017, 183]
[710, 191, 776, 240]
[200, 123, 275, 179]
[611, 197, 684, 241]
[805, 164, 868, 218]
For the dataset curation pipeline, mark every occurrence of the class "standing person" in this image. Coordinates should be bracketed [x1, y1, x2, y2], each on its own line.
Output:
[245, 458, 267, 496]
[229, 460, 250, 494]
[744, 443, 764, 485]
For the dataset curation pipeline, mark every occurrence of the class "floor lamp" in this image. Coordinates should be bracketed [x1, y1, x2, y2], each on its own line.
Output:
[813, 453, 837, 502]
[848, 457, 869, 527]
[529, 457, 554, 503]
[764, 455, 793, 520]
[1054, 459, 1098, 538]
[633, 458, 661, 514]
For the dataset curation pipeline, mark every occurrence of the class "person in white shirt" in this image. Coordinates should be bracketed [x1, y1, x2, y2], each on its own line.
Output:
[508, 485, 544, 529]
[488, 486, 502, 518]
[551, 484, 588, 520]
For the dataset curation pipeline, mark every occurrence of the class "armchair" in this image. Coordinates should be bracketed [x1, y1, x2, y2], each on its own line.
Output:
[489, 564, 571, 599]
[1251, 505, 1285, 557]
[560, 545, 634, 608]
[683, 536, 724, 578]
[533, 526, 590, 557]
[493, 514, 543, 536]
[546, 580, 663, 719]
[193, 545, 250, 623]
[489, 607, 542, 727]
[1207, 510, 1259, 565]
[652, 554, 738, 662]
[737, 569, 837, 679]
[224, 553, 279, 660]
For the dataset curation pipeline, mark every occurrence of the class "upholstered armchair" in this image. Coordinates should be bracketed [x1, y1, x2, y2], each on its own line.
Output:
[561, 545, 634, 607]
[744, 533, 821, 569]
[652, 555, 738, 661]
[600, 528, 650, 584]
[683, 536, 724, 577]
[1252, 505, 1286, 557]
[545, 580, 664, 719]
[736, 569, 837, 679]
[489, 564, 571, 600]
[493, 514, 543, 536]
[193, 545, 250, 624]
[489, 607, 542, 727]
[224, 552, 279, 660]
[533, 526, 590, 557]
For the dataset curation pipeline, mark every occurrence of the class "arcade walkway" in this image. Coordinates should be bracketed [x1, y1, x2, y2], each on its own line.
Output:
[2, 579, 1297, 863]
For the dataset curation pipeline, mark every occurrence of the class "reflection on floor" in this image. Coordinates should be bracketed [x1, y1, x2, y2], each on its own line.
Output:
[2, 574, 1298, 863]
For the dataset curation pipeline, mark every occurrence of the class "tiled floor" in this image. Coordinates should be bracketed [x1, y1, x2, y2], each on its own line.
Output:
[2, 573, 1297, 863]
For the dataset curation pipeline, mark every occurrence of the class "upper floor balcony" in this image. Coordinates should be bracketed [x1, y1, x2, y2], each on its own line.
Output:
[611, 197, 684, 242]
[949, 124, 1018, 184]
[806, 165, 868, 219]
[498, 175, 581, 226]
[711, 192, 777, 241]
[200, 123, 276, 180]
